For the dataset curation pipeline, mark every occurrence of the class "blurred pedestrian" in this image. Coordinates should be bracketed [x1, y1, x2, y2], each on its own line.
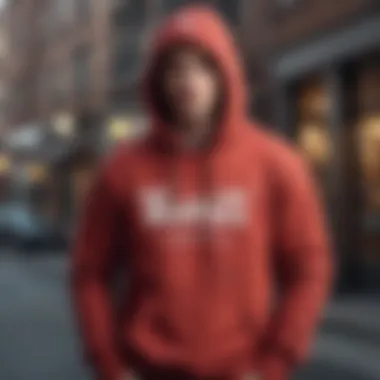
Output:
[71, 5, 333, 380]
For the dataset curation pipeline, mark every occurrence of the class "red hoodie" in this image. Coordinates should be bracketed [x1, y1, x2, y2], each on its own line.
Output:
[72, 5, 333, 380]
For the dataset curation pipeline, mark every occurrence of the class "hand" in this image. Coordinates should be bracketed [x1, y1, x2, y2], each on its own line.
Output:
[243, 373, 261, 380]
[121, 372, 137, 380]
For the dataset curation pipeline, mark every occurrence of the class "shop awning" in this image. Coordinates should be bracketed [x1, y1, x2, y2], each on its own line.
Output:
[274, 13, 380, 80]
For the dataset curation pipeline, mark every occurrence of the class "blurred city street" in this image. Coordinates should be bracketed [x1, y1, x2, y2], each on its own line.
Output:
[1, 251, 379, 380]
[0, 1, 379, 380]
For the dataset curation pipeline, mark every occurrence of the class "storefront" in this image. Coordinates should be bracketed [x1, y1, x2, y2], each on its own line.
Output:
[48, 110, 148, 231]
[0, 152, 11, 202]
[24, 162, 50, 214]
[49, 111, 101, 230]
[3, 123, 53, 213]
[272, 14, 380, 293]
[104, 112, 148, 151]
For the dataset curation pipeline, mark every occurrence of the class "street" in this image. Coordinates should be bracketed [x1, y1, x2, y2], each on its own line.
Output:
[0, 252, 379, 380]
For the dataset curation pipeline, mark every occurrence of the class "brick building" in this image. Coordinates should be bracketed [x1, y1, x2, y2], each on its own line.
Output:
[247, 0, 380, 292]
[107, 0, 380, 293]
[2, 0, 102, 223]
[0, 4, 11, 201]
[0, 6, 8, 133]
[5, 0, 379, 290]
[4, 0, 248, 226]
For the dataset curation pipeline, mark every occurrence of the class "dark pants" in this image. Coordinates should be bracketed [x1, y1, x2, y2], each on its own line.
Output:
[138, 368, 242, 380]
[127, 348, 245, 380]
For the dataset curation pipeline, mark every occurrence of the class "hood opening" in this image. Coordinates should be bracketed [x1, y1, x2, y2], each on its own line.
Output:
[149, 43, 227, 138]
[143, 5, 247, 153]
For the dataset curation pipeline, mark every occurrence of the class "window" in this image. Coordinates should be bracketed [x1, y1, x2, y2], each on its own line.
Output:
[0, 84, 5, 103]
[113, 37, 141, 83]
[11, 17, 27, 49]
[357, 61, 380, 214]
[48, 66, 60, 103]
[295, 78, 333, 191]
[39, 63, 67, 107]
[359, 115, 380, 213]
[59, 0, 75, 25]
[73, 46, 91, 95]
[0, 30, 7, 60]
[0, 83, 6, 127]
[113, 30, 143, 84]
[356, 58, 380, 277]
[75, 0, 91, 21]
[8, 83, 31, 120]
[41, 0, 74, 38]
[113, 0, 147, 28]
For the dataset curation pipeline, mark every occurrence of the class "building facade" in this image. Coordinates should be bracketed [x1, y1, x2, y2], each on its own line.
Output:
[4, 0, 250, 227]
[4, 0, 110, 225]
[9, 0, 378, 292]
[247, 0, 380, 292]
[0, 4, 10, 202]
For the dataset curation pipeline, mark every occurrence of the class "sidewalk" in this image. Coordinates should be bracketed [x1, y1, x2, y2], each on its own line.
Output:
[310, 296, 380, 380]
[322, 295, 380, 346]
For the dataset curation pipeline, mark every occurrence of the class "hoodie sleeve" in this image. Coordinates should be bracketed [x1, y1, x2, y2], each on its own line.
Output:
[258, 154, 334, 379]
[71, 164, 125, 380]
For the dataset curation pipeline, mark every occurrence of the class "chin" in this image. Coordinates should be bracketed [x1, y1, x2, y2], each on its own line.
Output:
[180, 109, 208, 122]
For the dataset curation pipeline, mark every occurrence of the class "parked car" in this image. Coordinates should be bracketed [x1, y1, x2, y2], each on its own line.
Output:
[0, 204, 67, 252]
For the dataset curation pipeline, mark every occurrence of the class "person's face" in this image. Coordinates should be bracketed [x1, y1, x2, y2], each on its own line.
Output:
[162, 47, 221, 124]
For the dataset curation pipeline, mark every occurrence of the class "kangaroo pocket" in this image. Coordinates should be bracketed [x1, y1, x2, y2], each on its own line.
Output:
[197, 266, 255, 353]
[123, 231, 263, 371]
[124, 267, 255, 364]
[124, 290, 255, 375]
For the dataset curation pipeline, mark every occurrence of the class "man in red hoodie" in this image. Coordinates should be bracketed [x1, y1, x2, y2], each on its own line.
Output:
[72, 5, 333, 380]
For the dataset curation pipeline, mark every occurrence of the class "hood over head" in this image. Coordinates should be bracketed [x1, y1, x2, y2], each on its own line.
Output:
[143, 5, 249, 153]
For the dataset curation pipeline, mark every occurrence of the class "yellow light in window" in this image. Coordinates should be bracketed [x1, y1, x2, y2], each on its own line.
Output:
[0, 154, 10, 174]
[299, 83, 330, 117]
[108, 118, 132, 141]
[27, 164, 48, 183]
[52, 113, 75, 137]
[298, 123, 332, 167]
[359, 115, 380, 141]
[359, 115, 380, 185]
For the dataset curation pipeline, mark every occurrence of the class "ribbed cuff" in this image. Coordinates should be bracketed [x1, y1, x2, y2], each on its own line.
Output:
[257, 352, 293, 380]
[96, 353, 126, 380]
